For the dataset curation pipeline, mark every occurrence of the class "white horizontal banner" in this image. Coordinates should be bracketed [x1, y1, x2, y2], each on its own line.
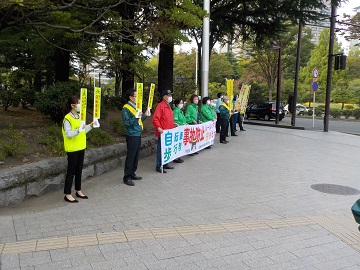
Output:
[160, 121, 216, 165]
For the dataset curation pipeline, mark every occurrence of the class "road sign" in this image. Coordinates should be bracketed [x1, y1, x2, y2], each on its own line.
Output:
[312, 81, 319, 92]
[312, 67, 319, 78]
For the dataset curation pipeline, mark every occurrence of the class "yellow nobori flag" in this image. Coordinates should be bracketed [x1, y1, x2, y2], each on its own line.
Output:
[79, 88, 87, 132]
[240, 84, 251, 114]
[147, 83, 155, 110]
[226, 79, 234, 110]
[136, 83, 143, 112]
[93, 87, 101, 128]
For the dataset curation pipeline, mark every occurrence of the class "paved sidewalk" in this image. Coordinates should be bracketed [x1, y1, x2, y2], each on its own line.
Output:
[1, 126, 360, 270]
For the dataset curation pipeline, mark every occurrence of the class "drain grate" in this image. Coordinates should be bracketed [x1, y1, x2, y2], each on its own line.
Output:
[311, 184, 360, 195]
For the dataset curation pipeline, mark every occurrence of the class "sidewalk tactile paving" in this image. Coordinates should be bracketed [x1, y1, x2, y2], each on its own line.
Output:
[36, 237, 68, 251]
[68, 234, 98, 248]
[124, 229, 154, 241]
[174, 226, 205, 236]
[220, 222, 249, 232]
[3, 240, 37, 254]
[150, 227, 180, 238]
[198, 224, 228, 234]
[1, 216, 360, 255]
[97, 232, 127, 244]
[241, 220, 270, 230]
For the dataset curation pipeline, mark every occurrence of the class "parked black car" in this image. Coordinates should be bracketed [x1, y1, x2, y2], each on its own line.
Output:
[245, 102, 285, 121]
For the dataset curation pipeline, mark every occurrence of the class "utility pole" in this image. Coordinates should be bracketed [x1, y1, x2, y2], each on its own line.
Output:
[201, 0, 210, 97]
[292, 22, 303, 126]
[275, 41, 282, 125]
[324, 1, 336, 132]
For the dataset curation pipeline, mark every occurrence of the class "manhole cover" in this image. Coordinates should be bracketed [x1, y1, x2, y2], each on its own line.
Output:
[311, 184, 360, 195]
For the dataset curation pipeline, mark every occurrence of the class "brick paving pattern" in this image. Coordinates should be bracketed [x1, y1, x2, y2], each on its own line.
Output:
[1, 126, 360, 269]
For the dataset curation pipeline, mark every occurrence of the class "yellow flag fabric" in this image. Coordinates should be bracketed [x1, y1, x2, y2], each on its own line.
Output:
[136, 83, 143, 111]
[147, 83, 155, 110]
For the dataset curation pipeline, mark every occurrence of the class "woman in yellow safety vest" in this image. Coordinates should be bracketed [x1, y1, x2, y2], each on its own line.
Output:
[62, 96, 94, 203]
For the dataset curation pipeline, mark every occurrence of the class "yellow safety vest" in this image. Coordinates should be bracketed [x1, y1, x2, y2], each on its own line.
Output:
[62, 114, 86, 152]
[123, 103, 144, 130]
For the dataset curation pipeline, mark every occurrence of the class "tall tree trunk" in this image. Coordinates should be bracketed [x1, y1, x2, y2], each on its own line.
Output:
[115, 70, 121, 96]
[34, 71, 42, 92]
[120, 3, 135, 96]
[54, 48, 70, 82]
[158, 43, 174, 97]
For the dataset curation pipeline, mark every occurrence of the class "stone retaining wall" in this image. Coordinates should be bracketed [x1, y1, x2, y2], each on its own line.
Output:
[0, 136, 157, 206]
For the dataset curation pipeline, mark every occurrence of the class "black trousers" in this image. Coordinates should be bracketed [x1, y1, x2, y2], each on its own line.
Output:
[64, 150, 85, 194]
[238, 114, 245, 130]
[216, 113, 221, 133]
[123, 135, 141, 181]
[219, 118, 229, 142]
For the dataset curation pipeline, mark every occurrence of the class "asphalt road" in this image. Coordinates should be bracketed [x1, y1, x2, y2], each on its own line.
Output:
[245, 115, 360, 135]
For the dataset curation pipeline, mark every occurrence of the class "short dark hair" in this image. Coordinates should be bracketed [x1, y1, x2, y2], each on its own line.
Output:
[190, 94, 198, 103]
[174, 97, 184, 106]
[125, 88, 135, 101]
[202, 97, 210, 105]
[217, 93, 223, 98]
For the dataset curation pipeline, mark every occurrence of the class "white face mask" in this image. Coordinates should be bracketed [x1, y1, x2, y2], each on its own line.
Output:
[167, 96, 173, 103]
[206, 100, 211, 105]
[226, 100, 229, 104]
[178, 104, 184, 109]
[220, 96, 223, 99]
[193, 99, 198, 105]
[75, 104, 81, 113]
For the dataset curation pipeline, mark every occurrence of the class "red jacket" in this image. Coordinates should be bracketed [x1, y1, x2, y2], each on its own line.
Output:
[152, 100, 175, 137]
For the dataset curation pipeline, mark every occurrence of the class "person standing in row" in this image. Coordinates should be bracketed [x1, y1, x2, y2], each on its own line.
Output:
[200, 97, 216, 149]
[153, 90, 176, 173]
[219, 96, 230, 144]
[172, 97, 187, 163]
[200, 97, 216, 123]
[215, 93, 223, 133]
[185, 94, 200, 155]
[230, 95, 238, 137]
[122, 88, 151, 186]
[62, 96, 94, 203]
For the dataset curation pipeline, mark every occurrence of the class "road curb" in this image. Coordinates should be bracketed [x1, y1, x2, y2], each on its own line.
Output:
[244, 121, 305, 130]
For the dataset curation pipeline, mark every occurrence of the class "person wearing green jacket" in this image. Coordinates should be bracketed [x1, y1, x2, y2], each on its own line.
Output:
[200, 97, 216, 123]
[185, 94, 200, 155]
[185, 94, 200, 125]
[173, 98, 187, 126]
[173, 97, 186, 163]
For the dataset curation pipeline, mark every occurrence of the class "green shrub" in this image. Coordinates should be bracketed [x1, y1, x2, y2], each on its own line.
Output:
[40, 125, 65, 156]
[344, 104, 354, 110]
[317, 104, 325, 111]
[0, 85, 20, 111]
[0, 124, 28, 158]
[342, 109, 352, 119]
[315, 109, 322, 117]
[110, 118, 126, 136]
[307, 109, 313, 116]
[353, 108, 360, 119]
[330, 108, 341, 118]
[87, 128, 112, 146]
[34, 81, 82, 123]
[105, 96, 122, 110]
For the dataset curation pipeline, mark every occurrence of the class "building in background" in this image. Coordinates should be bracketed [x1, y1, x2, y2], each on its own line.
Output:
[307, 1, 331, 44]
[349, 5, 360, 47]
